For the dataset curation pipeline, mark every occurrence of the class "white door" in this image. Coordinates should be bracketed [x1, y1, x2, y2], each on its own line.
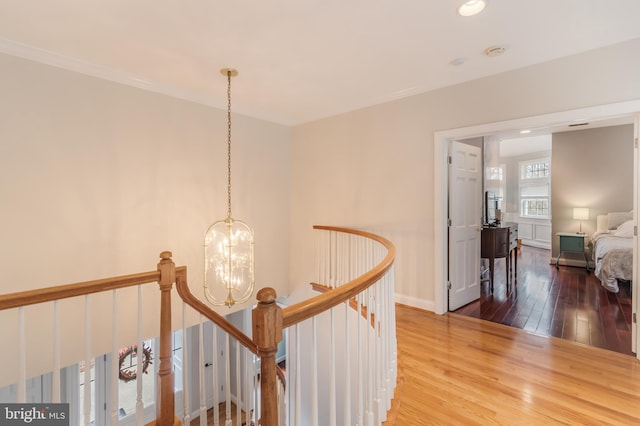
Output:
[203, 322, 228, 408]
[448, 141, 482, 310]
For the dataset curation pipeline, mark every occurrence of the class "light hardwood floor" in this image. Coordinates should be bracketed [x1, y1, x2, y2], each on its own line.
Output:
[391, 304, 640, 425]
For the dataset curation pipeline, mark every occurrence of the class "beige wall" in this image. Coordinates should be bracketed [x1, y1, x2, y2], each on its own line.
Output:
[0, 53, 292, 384]
[551, 124, 634, 259]
[291, 38, 640, 310]
[2, 36, 640, 383]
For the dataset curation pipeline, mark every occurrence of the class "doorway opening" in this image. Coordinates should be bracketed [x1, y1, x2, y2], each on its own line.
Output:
[433, 100, 640, 358]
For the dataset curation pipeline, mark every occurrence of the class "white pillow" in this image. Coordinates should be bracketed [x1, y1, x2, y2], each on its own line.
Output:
[614, 220, 634, 238]
[608, 212, 633, 230]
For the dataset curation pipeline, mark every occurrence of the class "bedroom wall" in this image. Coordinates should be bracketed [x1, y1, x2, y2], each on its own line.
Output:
[0, 53, 292, 385]
[290, 37, 640, 311]
[551, 124, 634, 261]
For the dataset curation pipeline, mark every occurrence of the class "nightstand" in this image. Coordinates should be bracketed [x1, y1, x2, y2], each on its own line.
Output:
[556, 232, 589, 271]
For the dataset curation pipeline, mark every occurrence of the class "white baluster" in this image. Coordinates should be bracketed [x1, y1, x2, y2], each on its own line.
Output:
[199, 316, 207, 426]
[385, 276, 393, 409]
[311, 317, 318, 426]
[243, 344, 252, 426]
[110, 292, 118, 425]
[381, 278, 390, 411]
[334, 231, 339, 286]
[84, 295, 91, 426]
[375, 281, 384, 423]
[366, 288, 374, 426]
[335, 231, 340, 286]
[317, 230, 322, 286]
[294, 323, 301, 426]
[329, 306, 336, 426]
[344, 299, 351, 426]
[225, 334, 231, 426]
[338, 231, 342, 284]
[322, 231, 327, 286]
[253, 353, 259, 425]
[348, 234, 353, 282]
[53, 300, 61, 403]
[182, 303, 191, 426]
[17, 307, 26, 403]
[235, 340, 241, 426]
[136, 285, 144, 426]
[326, 230, 331, 286]
[357, 292, 363, 426]
[284, 326, 290, 426]
[390, 266, 398, 394]
[212, 325, 220, 426]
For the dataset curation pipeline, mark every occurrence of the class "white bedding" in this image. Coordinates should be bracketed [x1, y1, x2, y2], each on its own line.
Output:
[592, 231, 633, 293]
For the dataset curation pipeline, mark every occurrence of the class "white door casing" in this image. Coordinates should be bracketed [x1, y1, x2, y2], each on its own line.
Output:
[448, 141, 482, 311]
[632, 112, 639, 353]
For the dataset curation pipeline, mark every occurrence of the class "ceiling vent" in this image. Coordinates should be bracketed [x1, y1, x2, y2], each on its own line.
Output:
[568, 122, 589, 127]
[484, 45, 506, 57]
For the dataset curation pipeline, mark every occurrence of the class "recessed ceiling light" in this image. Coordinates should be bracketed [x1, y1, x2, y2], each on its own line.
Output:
[450, 57, 467, 66]
[520, 130, 532, 134]
[458, 0, 486, 17]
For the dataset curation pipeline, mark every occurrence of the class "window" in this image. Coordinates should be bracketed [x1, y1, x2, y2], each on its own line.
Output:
[519, 158, 550, 219]
[485, 164, 506, 211]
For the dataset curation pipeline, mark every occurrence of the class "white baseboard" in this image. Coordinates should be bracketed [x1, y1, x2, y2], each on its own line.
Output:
[521, 240, 551, 250]
[394, 293, 434, 312]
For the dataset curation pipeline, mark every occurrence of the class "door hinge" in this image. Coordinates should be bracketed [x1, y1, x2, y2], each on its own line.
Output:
[633, 312, 637, 324]
[635, 137, 638, 149]
[447, 281, 452, 290]
[448, 156, 452, 164]
[447, 218, 452, 227]
[635, 226, 638, 237]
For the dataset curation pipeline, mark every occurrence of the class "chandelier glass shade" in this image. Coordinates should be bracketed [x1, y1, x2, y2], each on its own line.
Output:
[204, 217, 254, 307]
[203, 68, 255, 307]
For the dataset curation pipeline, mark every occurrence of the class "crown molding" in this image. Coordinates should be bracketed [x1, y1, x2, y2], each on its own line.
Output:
[0, 37, 292, 126]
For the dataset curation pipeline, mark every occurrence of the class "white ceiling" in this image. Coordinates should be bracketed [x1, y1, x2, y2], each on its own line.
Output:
[1, 1, 640, 125]
[499, 135, 551, 158]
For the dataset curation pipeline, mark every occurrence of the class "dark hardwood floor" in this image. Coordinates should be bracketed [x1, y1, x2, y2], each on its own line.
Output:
[453, 245, 634, 356]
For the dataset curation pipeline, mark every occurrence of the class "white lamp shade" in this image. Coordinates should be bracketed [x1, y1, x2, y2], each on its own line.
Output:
[573, 207, 589, 221]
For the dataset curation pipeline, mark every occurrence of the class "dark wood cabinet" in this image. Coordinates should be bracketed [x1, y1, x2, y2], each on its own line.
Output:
[481, 223, 518, 292]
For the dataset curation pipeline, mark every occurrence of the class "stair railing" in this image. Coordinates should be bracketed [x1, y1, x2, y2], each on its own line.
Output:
[0, 251, 181, 426]
[281, 226, 397, 425]
[0, 225, 395, 426]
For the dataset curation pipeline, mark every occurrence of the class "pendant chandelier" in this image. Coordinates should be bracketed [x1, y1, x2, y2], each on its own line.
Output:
[204, 68, 255, 307]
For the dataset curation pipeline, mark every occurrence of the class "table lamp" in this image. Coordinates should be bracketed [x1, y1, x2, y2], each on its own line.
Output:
[573, 207, 589, 234]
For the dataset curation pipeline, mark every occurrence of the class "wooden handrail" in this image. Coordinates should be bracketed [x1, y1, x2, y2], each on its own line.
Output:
[282, 225, 395, 328]
[0, 269, 176, 311]
[175, 270, 258, 355]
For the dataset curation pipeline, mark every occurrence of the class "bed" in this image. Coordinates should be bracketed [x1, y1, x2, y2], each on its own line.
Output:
[592, 211, 634, 293]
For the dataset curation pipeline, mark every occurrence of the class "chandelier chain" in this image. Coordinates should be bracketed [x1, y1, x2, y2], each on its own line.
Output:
[226, 70, 232, 219]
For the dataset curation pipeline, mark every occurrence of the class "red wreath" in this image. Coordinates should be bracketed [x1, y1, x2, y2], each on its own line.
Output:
[118, 344, 153, 383]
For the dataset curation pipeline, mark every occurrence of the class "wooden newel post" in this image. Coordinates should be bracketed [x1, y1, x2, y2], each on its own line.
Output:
[252, 288, 283, 426]
[156, 251, 176, 426]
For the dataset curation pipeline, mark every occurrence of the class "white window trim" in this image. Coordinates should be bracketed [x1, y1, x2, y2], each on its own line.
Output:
[519, 157, 551, 219]
[485, 163, 506, 210]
